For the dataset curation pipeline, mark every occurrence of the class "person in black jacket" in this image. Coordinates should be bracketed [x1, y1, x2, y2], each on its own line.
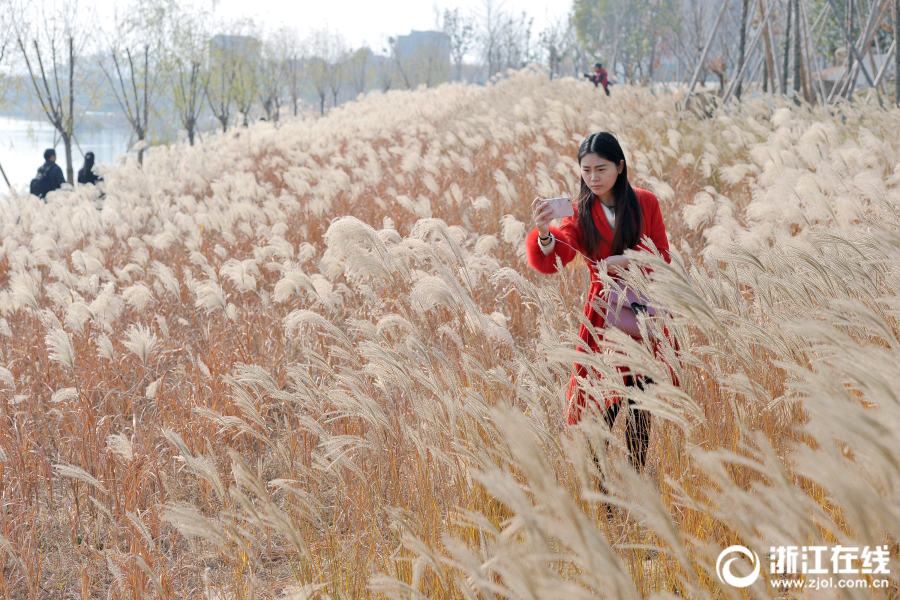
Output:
[77, 152, 102, 185]
[30, 148, 66, 199]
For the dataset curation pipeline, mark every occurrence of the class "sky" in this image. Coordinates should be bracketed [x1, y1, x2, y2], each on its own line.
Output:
[203, 0, 569, 51]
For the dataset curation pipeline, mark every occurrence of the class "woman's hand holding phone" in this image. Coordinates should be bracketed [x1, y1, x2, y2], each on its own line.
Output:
[532, 197, 573, 236]
[531, 197, 554, 238]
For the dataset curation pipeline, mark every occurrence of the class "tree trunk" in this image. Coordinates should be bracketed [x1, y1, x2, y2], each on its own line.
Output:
[66, 37, 75, 184]
[793, 0, 803, 101]
[736, 0, 750, 98]
[63, 133, 74, 186]
[782, 0, 792, 94]
[894, 0, 900, 105]
[761, 0, 777, 93]
[0, 162, 11, 191]
[140, 45, 149, 166]
[847, 0, 854, 98]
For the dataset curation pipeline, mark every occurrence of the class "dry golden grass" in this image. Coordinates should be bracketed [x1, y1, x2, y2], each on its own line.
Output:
[1, 69, 900, 598]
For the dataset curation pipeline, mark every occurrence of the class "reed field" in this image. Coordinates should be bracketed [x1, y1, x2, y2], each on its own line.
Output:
[3, 69, 900, 598]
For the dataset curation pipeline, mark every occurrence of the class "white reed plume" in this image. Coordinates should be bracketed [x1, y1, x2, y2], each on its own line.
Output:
[194, 280, 228, 313]
[500, 214, 526, 245]
[323, 216, 404, 282]
[409, 275, 460, 313]
[53, 462, 107, 494]
[95, 333, 114, 361]
[45, 327, 75, 370]
[122, 283, 156, 312]
[106, 433, 134, 462]
[473, 234, 499, 256]
[221, 258, 260, 293]
[89, 282, 123, 330]
[51, 387, 78, 403]
[149, 261, 180, 298]
[0, 366, 15, 391]
[10, 270, 40, 310]
[123, 324, 159, 364]
[273, 269, 317, 303]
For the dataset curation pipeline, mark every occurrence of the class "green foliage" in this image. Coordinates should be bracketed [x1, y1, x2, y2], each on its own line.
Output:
[572, 0, 681, 82]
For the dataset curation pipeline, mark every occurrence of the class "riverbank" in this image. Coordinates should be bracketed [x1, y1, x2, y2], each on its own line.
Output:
[0, 114, 131, 192]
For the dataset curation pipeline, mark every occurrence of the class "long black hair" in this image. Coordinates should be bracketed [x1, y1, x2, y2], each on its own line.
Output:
[576, 132, 642, 259]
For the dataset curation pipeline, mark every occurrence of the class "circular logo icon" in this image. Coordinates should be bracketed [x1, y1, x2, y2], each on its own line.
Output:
[716, 545, 761, 588]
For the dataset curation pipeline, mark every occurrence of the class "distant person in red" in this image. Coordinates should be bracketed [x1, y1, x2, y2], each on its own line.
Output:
[584, 62, 610, 96]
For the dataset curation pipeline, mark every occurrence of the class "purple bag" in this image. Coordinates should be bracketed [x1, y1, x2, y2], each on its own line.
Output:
[603, 285, 660, 340]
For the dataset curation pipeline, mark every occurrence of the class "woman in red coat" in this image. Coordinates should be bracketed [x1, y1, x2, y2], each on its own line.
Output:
[527, 131, 672, 476]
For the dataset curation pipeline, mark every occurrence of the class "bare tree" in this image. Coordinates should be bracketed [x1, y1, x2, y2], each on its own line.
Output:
[206, 21, 258, 131]
[0, 3, 16, 189]
[258, 31, 289, 122]
[15, 0, 93, 184]
[499, 10, 535, 71]
[475, 0, 505, 78]
[760, 0, 777, 93]
[792, 0, 802, 100]
[895, 0, 899, 105]
[308, 28, 336, 115]
[0, 4, 14, 98]
[346, 46, 372, 95]
[390, 31, 450, 88]
[281, 29, 307, 116]
[388, 36, 412, 88]
[99, 0, 168, 165]
[327, 37, 347, 106]
[169, 6, 210, 145]
[374, 38, 396, 91]
[846, 0, 854, 97]
[233, 35, 259, 126]
[539, 16, 576, 80]
[782, 0, 792, 94]
[443, 7, 474, 81]
[735, 0, 750, 98]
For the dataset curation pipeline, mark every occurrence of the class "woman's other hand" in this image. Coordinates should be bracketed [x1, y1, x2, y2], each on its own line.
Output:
[605, 255, 630, 274]
[531, 197, 554, 237]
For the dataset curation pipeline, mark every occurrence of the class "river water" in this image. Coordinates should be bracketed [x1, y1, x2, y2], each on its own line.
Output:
[0, 115, 132, 193]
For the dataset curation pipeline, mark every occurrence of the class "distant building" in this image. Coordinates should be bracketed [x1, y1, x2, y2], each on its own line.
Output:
[211, 35, 261, 56]
[395, 30, 450, 65]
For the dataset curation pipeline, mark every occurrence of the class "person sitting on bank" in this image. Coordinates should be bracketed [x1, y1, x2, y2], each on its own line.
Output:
[30, 148, 66, 199]
[77, 152, 102, 185]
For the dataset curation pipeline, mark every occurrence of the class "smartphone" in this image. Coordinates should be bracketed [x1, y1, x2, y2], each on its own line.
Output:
[541, 197, 574, 219]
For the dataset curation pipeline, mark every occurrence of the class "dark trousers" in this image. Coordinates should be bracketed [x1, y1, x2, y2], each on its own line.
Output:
[593, 376, 653, 489]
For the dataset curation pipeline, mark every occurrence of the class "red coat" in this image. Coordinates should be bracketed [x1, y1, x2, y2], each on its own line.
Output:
[525, 188, 673, 425]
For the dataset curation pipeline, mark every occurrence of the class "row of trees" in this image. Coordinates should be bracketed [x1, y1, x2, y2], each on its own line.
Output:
[0, 0, 596, 183]
[3, 0, 899, 185]
[571, 0, 900, 107]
